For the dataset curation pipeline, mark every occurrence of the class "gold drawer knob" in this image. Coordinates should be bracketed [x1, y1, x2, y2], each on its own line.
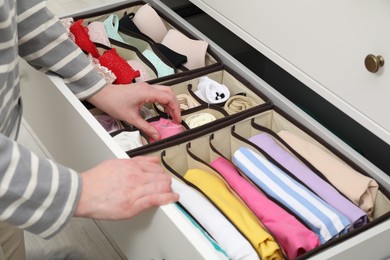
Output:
[365, 54, 384, 73]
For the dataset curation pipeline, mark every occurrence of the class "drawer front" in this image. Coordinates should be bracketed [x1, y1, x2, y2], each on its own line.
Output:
[19, 0, 390, 259]
[19, 59, 221, 260]
[311, 221, 390, 259]
[189, 0, 390, 144]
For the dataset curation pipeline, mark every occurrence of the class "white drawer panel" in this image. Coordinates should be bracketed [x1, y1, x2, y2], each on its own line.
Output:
[311, 221, 390, 259]
[19, 59, 221, 260]
[189, 0, 390, 145]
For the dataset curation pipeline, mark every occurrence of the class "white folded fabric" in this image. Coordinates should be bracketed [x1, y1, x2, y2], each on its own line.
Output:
[171, 178, 260, 260]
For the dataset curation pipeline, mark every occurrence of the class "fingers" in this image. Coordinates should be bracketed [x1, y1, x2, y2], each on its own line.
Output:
[129, 175, 179, 215]
[75, 157, 179, 220]
[163, 103, 182, 125]
[123, 84, 181, 141]
[124, 164, 179, 216]
[133, 155, 160, 164]
[132, 173, 173, 197]
[129, 116, 161, 142]
[148, 85, 182, 124]
[131, 192, 180, 216]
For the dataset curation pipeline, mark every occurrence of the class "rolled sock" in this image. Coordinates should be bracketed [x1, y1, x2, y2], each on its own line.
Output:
[184, 113, 216, 128]
[194, 77, 230, 104]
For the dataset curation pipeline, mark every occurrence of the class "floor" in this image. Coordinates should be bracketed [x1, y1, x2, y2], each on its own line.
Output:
[17, 119, 124, 260]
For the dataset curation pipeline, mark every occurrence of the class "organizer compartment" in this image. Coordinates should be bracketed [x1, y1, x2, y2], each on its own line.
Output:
[67, 1, 221, 83]
[124, 66, 272, 156]
[95, 41, 159, 82]
[154, 65, 270, 113]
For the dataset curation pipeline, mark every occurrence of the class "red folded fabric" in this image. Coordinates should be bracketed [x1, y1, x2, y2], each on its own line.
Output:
[98, 48, 140, 84]
[69, 19, 100, 58]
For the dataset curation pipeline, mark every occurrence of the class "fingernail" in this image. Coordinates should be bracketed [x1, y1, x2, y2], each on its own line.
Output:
[152, 133, 159, 141]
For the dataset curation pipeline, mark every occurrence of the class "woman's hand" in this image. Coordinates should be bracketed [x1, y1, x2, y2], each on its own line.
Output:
[87, 82, 181, 141]
[75, 156, 179, 219]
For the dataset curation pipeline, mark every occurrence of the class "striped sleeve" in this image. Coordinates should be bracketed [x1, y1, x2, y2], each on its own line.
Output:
[16, 0, 107, 100]
[0, 133, 82, 239]
[0, 0, 83, 239]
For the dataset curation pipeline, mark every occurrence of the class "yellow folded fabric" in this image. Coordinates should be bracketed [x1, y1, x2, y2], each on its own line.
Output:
[184, 168, 283, 260]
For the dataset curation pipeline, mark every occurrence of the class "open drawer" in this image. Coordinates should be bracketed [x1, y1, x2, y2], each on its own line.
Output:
[19, 0, 390, 259]
[136, 106, 390, 259]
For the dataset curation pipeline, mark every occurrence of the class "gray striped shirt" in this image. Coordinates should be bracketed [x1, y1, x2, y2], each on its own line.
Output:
[1, 0, 107, 238]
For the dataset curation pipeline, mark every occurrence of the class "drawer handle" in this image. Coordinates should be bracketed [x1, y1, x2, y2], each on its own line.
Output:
[365, 54, 384, 73]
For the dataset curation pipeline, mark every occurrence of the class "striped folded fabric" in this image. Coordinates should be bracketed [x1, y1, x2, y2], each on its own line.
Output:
[233, 147, 351, 244]
[249, 132, 367, 230]
[211, 156, 320, 259]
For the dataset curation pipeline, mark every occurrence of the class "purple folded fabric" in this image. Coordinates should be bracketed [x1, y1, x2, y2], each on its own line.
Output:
[210, 156, 320, 259]
[94, 114, 123, 133]
[249, 132, 368, 230]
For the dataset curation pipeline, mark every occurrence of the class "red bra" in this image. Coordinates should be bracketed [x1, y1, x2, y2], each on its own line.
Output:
[98, 48, 141, 84]
[70, 19, 140, 84]
[70, 19, 100, 58]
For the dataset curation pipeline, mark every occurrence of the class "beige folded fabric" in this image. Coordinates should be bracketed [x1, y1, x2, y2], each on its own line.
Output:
[278, 130, 378, 217]
[184, 112, 216, 128]
[162, 29, 208, 70]
[224, 95, 257, 115]
[133, 4, 168, 43]
[176, 93, 200, 110]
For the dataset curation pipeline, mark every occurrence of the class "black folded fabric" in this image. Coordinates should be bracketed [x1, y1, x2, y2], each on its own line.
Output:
[119, 11, 143, 35]
[155, 43, 187, 68]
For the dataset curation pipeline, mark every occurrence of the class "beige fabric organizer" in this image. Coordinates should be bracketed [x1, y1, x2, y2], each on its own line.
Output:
[70, 0, 221, 84]
[131, 106, 390, 259]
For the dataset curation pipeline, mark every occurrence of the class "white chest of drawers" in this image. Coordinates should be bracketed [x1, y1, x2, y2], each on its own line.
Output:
[19, 0, 390, 259]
